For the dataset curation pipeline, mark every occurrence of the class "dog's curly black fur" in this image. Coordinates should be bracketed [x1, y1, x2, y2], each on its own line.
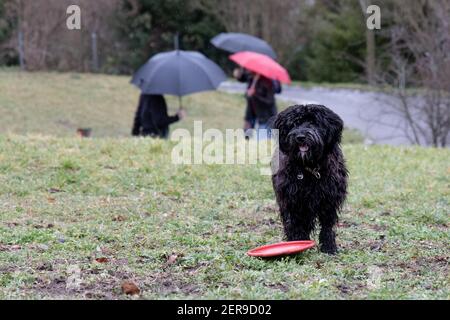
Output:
[272, 104, 348, 254]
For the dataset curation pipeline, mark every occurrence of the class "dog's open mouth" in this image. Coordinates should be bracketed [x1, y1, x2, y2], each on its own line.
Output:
[299, 144, 309, 152]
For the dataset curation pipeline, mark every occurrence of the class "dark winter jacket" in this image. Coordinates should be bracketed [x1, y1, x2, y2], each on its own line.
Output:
[132, 94, 179, 138]
[237, 72, 279, 126]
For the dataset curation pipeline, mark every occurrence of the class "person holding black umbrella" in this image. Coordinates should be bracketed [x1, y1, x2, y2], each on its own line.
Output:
[130, 49, 226, 138]
[132, 94, 186, 139]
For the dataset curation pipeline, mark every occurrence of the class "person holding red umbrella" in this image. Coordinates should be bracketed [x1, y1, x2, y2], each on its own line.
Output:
[230, 52, 291, 140]
[233, 68, 278, 139]
[233, 68, 282, 139]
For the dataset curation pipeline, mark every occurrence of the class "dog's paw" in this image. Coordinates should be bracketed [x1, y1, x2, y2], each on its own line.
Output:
[320, 245, 337, 255]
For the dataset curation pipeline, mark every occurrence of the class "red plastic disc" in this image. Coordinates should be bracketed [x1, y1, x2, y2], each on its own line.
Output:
[247, 240, 316, 258]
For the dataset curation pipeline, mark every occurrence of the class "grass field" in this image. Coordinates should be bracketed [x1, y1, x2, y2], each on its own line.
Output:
[0, 70, 449, 300]
[0, 68, 363, 143]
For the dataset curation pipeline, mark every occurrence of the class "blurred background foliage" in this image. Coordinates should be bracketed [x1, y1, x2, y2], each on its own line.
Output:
[0, 0, 445, 85]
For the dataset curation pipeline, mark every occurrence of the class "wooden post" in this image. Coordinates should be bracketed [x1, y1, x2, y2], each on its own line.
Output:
[359, 0, 376, 85]
[17, 0, 25, 71]
[18, 30, 25, 70]
[91, 32, 99, 72]
[174, 32, 180, 50]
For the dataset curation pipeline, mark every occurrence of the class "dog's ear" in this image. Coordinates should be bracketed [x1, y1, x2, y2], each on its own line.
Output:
[267, 115, 277, 130]
[272, 107, 295, 154]
[272, 113, 284, 131]
[324, 110, 344, 146]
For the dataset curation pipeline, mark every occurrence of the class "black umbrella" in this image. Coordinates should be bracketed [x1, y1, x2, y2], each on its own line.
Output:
[131, 50, 227, 108]
[211, 32, 277, 60]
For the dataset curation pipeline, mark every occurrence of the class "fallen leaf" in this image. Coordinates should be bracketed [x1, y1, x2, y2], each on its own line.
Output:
[36, 244, 49, 251]
[6, 222, 20, 227]
[166, 254, 178, 265]
[121, 281, 140, 296]
[33, 223, 54, 229]
[95, 257, 109, 263]
[369, 241, 384, 252]
[337, 284, 351, 294]
[0, 244, 22, 252]
[48, 188, 63, 194]
[47, 197, 56, 203]
[36, 262, 53, 271]
[99, 247, 112, 255]
[54, 276, 66, 284]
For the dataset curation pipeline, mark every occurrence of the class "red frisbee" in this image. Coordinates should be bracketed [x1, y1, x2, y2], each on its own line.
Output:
[247, 241, 316, 258]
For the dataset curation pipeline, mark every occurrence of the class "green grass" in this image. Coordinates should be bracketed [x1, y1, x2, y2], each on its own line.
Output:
[0, 69, 363, 143]
[0, 70, 448, 300]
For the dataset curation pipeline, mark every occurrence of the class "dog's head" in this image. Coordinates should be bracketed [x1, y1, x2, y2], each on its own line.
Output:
[273, 104, 343, 164]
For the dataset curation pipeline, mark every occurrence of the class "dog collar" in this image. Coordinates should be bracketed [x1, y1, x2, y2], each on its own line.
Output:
[297, 166, 321, 180]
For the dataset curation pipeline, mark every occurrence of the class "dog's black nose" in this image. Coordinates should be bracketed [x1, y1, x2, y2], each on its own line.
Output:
[295, 134, 306, 143]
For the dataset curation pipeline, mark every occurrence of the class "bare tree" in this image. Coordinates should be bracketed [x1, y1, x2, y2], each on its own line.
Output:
[377, 0, 450, 147]
[4, 0, 122, 72]
[194, 0, 312, 64]
[358, 0, 376, 85]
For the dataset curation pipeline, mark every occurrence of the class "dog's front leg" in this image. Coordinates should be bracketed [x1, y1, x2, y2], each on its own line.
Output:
[318, 211, 338, 254]
[281, 210, 312, 241]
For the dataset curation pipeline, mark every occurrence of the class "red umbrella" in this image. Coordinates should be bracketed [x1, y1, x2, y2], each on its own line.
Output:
[230, 51, 292, 84]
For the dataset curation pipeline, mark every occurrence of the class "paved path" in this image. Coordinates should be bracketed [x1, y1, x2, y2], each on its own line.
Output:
[219, 81, 411, 145]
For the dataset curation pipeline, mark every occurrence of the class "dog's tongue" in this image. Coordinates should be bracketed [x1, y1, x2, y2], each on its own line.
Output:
[299, 144, 309, 152]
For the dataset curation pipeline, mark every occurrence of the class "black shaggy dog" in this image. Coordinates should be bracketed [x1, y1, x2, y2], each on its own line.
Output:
[272, 104, 348, 254]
